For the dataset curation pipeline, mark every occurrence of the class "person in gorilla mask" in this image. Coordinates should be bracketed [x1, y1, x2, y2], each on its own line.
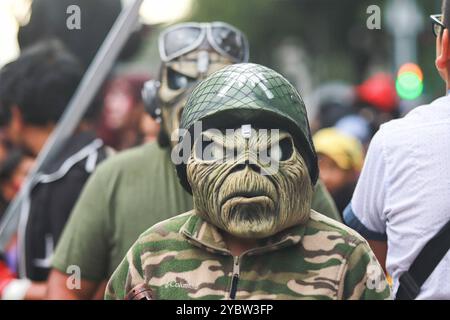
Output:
[106, 64, 390, 300]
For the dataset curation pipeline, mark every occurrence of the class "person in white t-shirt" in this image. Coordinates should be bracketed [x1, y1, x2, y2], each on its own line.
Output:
[344, 0, 450, 299]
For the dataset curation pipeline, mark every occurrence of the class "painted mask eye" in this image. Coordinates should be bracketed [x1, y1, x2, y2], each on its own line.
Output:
[196, 140, 225, 161]
[167, 68, 196, 90]
[268, 138, 293, 162]
[268, 143, 282, 162]
[208, 142, 224, 161]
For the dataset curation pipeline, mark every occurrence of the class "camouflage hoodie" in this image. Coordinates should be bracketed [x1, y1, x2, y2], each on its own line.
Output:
[105, 210, 391, 300]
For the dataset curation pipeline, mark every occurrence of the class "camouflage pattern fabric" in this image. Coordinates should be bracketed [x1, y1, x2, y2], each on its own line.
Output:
[105, 210, 391, 300]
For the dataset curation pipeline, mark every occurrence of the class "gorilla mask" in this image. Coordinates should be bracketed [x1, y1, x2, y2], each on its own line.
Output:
[187, 126, 313, 239]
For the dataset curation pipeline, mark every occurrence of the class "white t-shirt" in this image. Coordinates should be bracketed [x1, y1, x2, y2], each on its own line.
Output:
[344, 95, 450, 299]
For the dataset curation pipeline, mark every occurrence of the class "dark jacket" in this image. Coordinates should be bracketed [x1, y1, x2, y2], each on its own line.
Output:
[18, 132, 109, 281]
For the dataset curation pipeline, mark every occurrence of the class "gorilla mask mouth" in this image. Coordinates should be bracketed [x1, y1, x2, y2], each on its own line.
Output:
[220, 188, 277, 237]
[222, 196, 277, 238]
[220, 190, 272, 207]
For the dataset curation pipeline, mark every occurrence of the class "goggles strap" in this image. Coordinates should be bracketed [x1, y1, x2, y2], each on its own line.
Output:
[197, 50, 210, 75]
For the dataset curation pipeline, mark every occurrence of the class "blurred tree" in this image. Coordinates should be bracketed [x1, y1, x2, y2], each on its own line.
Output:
[187, 0, 443, 100]
[188, 0, 388, 83]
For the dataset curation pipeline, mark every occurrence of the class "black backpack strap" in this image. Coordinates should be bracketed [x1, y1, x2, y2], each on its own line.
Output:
[396, 219, 450, 300]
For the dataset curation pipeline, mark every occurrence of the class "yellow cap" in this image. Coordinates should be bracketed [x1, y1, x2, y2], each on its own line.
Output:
[313, 128, 364, 171]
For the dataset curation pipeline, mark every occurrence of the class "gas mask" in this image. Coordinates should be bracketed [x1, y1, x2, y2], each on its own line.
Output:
[142, 22, 249, 148]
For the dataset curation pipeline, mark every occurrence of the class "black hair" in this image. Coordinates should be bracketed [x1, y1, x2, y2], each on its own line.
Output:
[0, 39, 100, 127]
[444, 0, 450, 27]
[0, 148, 32, 183]
[18, 0, 122, 68]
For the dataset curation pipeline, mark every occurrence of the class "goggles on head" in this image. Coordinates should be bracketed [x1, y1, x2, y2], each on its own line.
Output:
[158, 22, 249, 63]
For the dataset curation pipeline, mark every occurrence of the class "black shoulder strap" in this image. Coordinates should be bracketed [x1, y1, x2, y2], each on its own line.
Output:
[396, 219, 450, 300]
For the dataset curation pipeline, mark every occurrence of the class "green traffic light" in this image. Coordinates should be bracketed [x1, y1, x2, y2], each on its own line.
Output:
[396, 71, 423, 100]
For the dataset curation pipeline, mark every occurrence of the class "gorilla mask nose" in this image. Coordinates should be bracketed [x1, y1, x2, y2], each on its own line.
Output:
[230, 160, 262, 175]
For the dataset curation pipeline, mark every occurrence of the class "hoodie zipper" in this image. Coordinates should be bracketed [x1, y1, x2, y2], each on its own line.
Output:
[229, 256, 240, 300]
[227, 240, 300, 300]
[182, 228, 299, 300]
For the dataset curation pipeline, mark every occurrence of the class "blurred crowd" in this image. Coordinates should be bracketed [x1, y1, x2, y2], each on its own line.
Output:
[0, 67, 400, 225]
[0, 5, 404, 232]
[0, 0, 399, 299]
[0, 0, 447, 301]
[310, 72, 400, 215]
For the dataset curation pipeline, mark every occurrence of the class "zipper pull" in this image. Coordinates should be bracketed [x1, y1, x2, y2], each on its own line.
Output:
[229, 256, 240, 300]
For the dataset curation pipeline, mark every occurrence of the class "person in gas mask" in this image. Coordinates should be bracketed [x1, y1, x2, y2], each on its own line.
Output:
[105, 64, 390, 300]
[47, 22, 339, 299]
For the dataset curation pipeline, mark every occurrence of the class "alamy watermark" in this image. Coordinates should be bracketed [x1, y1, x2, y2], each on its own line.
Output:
[367, 5, 381, 30]
[366, 261, 388, 292]
[66, 265, 81, 290]
[66, 5, 81, 30]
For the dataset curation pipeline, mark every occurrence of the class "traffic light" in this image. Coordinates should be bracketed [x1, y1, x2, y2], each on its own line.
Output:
[396, 63, 424, 100]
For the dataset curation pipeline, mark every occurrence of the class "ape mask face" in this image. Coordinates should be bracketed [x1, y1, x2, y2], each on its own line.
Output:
[186, 126, 313, 239]
[159, 50, 233, 146]
[145, 22, 249, 148]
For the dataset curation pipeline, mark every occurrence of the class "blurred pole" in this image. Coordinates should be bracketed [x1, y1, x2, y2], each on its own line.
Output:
[0, 0, 144, 254]
[386, 0, 424, 71]
[386, 0, 424, 113]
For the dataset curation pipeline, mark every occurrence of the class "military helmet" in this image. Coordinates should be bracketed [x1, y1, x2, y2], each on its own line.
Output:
[176, 63, 318, 192]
